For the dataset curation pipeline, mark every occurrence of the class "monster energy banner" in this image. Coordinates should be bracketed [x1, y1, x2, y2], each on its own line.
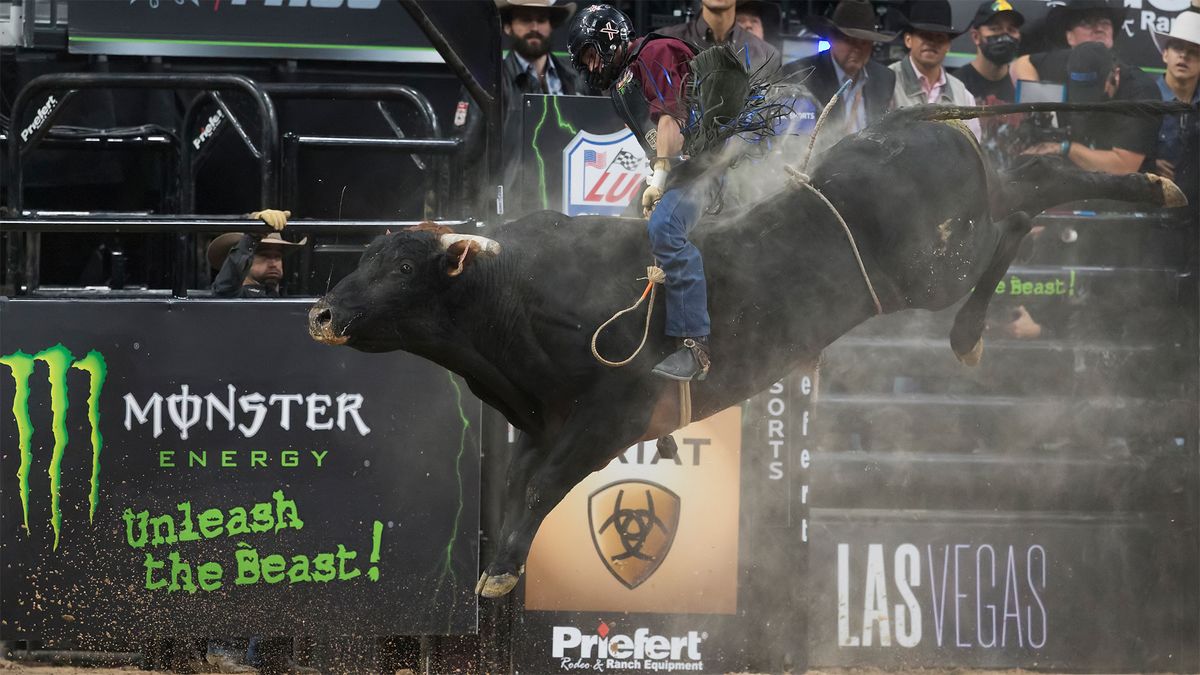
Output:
[0, 299, 481, 640]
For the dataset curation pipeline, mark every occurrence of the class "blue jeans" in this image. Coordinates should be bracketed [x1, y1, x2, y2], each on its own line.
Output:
[648, 186, 710, 337]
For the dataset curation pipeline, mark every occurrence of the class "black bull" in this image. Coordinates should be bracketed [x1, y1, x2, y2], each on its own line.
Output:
[309, 104, 1186, 598]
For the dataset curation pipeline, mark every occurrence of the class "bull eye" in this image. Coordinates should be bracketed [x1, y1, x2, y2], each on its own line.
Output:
[399, 260, 414, 275]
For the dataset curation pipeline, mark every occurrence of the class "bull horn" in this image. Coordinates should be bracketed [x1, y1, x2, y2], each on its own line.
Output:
[439, 233, 502, 256]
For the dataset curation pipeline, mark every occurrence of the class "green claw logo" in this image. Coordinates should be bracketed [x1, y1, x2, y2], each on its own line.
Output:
[1, 344, 107, 550]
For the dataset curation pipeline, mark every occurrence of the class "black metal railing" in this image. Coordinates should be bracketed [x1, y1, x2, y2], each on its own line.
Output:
[0, 215, 474, 298]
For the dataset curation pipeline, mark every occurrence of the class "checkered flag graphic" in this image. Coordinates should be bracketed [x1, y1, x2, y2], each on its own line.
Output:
[613, 149, 644, 172]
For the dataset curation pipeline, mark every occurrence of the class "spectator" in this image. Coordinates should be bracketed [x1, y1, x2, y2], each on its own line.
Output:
[957, 0, 1026, 166]
[453, 0, 587, 216]
[889, 1, 977, 109]
[734, 0, 782, 49]
[1022, 42, 1159, 175]
[958, 0, 1024, 103]
[208, 210, 304, 298]
[1010, 0, 1127, 83]
[782, 0, 898, 136]
[658, 0, 781, 73]
[1150, 5, 1200, 203]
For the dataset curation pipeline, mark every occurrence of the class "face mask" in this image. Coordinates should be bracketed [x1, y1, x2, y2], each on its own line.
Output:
[981, 34, 1019, 65]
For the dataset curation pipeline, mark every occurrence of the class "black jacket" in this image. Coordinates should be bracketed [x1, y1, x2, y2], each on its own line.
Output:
[212, 234, 281, 299]
[782, 51, 895, 130]
[452, 50, 590, 216]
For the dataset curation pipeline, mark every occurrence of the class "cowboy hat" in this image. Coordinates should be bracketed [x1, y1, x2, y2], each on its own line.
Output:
[495, 0, 576, 28]
[207, 232, 307, 271]
[806, 0, 897, 43]
[1152, 2, 1200, 53]
[737, 0, 783, 41]
[896, 0, 965, 37]
[1046, 0, 1130, 39]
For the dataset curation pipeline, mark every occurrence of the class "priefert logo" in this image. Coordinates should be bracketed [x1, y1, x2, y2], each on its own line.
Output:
[552, 622, 705, 672]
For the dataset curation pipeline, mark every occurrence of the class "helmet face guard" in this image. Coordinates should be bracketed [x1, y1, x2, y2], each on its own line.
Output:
[573, 41, 625, 90]
[568, 4, 633, 91]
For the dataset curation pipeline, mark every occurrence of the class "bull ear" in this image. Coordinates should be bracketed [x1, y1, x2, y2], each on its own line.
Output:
[439, 234, 501, 277]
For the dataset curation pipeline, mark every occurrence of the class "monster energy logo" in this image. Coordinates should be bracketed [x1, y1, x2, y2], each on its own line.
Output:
[1, 344, 107, 550]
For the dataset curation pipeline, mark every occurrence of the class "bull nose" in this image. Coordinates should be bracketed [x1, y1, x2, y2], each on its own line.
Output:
[308, 300, 349, 345]
[313, 306, 332, 327]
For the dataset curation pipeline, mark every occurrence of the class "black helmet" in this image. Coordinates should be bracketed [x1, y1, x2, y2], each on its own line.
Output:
[567, 4, 634, 90]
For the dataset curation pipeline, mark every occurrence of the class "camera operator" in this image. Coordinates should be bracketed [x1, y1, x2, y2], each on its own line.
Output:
[1022, 43, 1158, 175]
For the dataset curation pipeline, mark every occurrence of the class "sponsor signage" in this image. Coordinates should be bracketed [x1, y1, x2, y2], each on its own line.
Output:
[19, 95, 58, 143]
[561, 129, 647, 217]
[517, 407, 757, 674]
[806, 511, 1195, 670]
[523, 407, 741, 616]
[520, 95, 641, 219]
[0, 299, 481, 639]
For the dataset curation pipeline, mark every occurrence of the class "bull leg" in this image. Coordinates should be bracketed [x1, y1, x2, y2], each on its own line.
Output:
[1000, 157, 1187, 215]
[477, 434, 543, 594]
[477, 423, 641, 598]
[949, 212, 1033, 366]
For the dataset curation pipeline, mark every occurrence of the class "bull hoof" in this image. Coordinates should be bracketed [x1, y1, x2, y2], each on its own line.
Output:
[476, 571, 520, 598]
[955, 337, 984, 367]
[1147, 173, 1187, 207]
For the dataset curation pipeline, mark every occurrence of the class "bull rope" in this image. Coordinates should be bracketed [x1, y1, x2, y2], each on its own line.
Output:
[590, 265, 666, 367]
[788, 77, 884, 316]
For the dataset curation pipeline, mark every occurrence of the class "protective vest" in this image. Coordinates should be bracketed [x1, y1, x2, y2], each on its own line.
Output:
[610, 33, 700, 159]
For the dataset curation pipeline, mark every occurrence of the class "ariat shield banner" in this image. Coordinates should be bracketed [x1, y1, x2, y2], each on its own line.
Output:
[523, 406, 742, 615]
[0, 299, 481, 639]
[588, 480, 681, 590]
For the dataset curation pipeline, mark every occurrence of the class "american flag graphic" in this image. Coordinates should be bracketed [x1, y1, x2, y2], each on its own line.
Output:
[584, 149, 607, 169]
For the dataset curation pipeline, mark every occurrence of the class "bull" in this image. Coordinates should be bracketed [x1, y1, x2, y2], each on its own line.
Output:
[308, 102, 1187, 598]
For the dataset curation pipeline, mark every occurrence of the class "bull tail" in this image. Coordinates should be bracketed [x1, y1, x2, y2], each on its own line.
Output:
[881, 100, 1193, 126]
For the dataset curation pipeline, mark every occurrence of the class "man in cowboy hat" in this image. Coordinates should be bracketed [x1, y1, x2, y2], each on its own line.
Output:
[659, 0, 780, 72]
[889, 0, 978, 117]
[782, 0, 897, 136]
[453, 0, 588, 216]
[209, 210, 306, 298]
[1010, 0, 1129, 82]
[1151, 1, 1200, 200]
[735, 0, 782, 48]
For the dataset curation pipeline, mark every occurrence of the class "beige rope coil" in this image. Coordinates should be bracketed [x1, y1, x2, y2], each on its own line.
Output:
[590, 265, 667, 367]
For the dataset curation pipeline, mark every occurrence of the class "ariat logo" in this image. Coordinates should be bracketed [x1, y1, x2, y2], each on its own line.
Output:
[0, 345, 107, 550]
[588, 480, 680, 589]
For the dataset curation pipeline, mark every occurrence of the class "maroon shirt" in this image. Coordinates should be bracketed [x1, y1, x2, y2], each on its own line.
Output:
[627, 36, 693, 122]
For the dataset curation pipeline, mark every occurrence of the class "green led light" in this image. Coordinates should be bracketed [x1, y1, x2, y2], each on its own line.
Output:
[531, 96, 581, 210]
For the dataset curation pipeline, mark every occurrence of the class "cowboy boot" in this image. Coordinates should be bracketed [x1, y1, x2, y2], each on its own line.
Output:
[652, 337, 711, 382]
